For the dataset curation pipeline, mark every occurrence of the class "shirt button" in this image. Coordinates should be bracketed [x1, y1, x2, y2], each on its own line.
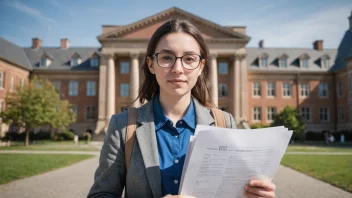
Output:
[179, 120, 183, 124]
[174, 180, 179, 184]
[175, 135, 179, 138]
[175, 159, 179, 164]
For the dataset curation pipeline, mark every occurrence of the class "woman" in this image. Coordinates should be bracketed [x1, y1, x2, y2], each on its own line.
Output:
[88, 19, 276, 198]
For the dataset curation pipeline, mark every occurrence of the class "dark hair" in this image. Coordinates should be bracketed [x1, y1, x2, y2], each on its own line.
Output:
[136, 19, 214, 107]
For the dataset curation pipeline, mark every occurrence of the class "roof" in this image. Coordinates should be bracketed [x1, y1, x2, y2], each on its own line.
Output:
[23, 47, 100, 71]
[98, 7, 250, 41]
[246, 47, 337, 72]
[331, 30, 352, 71]
[0, 37, 32, 71]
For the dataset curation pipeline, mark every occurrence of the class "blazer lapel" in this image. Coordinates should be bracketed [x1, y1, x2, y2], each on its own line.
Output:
[192, 97, 215, 126]
[135, 100, 162, 198]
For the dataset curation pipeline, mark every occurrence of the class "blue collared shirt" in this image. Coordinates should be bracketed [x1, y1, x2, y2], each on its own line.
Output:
[153, 96, 196, 196]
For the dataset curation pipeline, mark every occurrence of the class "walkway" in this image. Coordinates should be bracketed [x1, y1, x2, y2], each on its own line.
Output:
[0, 150, 351, 198]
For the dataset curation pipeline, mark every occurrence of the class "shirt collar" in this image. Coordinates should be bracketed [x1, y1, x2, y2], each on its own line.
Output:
[153, 95, 196, 130]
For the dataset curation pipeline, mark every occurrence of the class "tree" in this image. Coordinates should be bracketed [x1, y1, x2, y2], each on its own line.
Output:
[271, 106, 305, 142]
[0, 76, 76, 146]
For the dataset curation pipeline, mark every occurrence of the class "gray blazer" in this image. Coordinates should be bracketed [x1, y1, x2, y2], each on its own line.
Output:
[88, 98, 236, 198]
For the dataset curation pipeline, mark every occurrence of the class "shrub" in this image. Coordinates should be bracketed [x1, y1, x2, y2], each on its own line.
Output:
[305, 131, 325, 141]
[59, 130, 75, 140]
[250, 123, 269, 129]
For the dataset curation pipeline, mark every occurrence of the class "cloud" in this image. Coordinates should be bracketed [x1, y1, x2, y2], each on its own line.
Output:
[1, 0, 55, 24]
[245, 5, 352, 48]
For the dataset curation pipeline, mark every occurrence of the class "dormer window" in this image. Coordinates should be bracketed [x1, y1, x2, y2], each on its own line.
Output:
[40, 58, 47, 67]
[90, 54, 99, 67]
[299, 53, 310, 68]
[258, 53, 269, 67]
[278, 53, 288, 68]
[39, 52, 53, 67]
[321, 55, 330, 68]
[71, 52, 82, 67]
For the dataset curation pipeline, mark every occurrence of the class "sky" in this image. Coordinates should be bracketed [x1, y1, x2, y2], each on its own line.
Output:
[0, 0, 351, 49]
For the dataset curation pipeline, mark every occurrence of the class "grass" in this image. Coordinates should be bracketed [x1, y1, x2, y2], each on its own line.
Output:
[0, 140, 100, 151]
[286, 145, 352, 152]
[0, 154, 95, 184]
[281, 155, 352, 193]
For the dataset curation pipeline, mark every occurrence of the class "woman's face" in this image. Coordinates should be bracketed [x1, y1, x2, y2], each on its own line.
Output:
[147, 32, 205, 98]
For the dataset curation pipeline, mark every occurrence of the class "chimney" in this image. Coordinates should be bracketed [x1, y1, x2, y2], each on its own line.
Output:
[313, 40, 324, 51]
[259, 40, 264, 48]
[60, 38, 70, 49]
[32, 37, 42, 49]
[349, 11, 352, 30]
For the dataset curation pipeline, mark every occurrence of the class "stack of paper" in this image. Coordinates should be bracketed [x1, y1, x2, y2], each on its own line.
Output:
[179, 125, 292, 198]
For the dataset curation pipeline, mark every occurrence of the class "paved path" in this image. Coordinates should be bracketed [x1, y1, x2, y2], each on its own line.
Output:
[0, 150, 351, 198]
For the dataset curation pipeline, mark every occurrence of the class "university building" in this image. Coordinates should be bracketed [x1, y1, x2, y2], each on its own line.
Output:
[0, 7, 351, 137]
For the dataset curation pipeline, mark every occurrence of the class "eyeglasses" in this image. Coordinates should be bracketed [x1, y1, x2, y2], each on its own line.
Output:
[151, 52, 203, 70]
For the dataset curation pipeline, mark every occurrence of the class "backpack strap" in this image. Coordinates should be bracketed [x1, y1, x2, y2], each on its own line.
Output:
[125, 107, 137, 170]
[210, 108, 226, 128]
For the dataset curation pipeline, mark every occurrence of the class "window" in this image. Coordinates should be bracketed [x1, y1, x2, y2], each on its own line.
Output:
[322, 59, 329, 68]
[10, 76, 14, 92]
[267, 82, 276, 97]
[218, 62, 228, 74]
[120, 61, 130, 74]
[52, 81, 61, 93]
[69, 80, 78, 96]
[320, 107, 329, 122]
[318, 83, 328, 98]
[90, 57, 99, 67]
[220, 107, 227, 111]
[301, 58, 309, 68]
[86, 106, 96, 120]
[0, 72, 4, 88]
[86, 81, 96, 96]
[120, 83, 129, 96]
[300, 83, 310, 97]
[349, 75, 352, 92]
[40, 58, 47, 67]
[279, 58, 287, 68]
[338, 107, 345, 121]
[337, 81, 343, 97]
[219, 84, 228, 97]
[72, 58, 79, 66]
[253, 82, 261, 97]
[267, 107, 276, 121]
[20, 78, 25, 89]
[260, 57, 268, 67]
[282, 82, 292, 97]
[253, 107, 261, 121]
[71, 105, 78, 116]
[301, 107, 312, 122]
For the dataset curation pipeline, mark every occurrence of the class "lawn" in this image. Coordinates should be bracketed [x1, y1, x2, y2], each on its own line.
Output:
[0, 154, 95, 184]
[0, 141, 100, 151]
[281, 155, 352, 193]
[286, 145, 352, 152]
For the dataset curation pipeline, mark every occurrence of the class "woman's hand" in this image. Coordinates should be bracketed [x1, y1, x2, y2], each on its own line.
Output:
[162, 195, 195, 198]
[244, 180, 276, 198]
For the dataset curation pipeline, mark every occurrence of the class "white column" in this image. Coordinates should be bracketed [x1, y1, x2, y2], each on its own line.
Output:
[106, 54, 115, 120]
[210, 54, 218, 107]
[130, 53, 140, 107]
[95, 54, 107, 134]
[234, 55, 241, 119]
[240, 54, 248, 120]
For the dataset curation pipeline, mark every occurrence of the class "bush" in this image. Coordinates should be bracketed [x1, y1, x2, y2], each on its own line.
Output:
[59, 130, 75, 140]
[305, 131, 325, 141]
[5, 132, 26, 141]
[32, 131, 53, 141]
[250, 123, 269, 129]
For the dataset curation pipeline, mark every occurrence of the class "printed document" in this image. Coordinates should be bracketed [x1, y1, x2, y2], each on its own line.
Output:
[179, 125, 292, 198]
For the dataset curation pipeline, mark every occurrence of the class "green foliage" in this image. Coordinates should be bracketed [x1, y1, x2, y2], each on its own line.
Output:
[0, 76, 76, 146]
[250, 123, 269, 129]
[59, 130, 75, 140]
[271, 106, 305, 141]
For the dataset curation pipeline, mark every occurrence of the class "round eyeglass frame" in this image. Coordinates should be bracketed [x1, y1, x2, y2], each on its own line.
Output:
[151, 52, 203, 70]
